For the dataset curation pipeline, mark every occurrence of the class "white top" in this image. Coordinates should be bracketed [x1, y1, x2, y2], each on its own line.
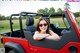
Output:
[33, 30, 60, 41]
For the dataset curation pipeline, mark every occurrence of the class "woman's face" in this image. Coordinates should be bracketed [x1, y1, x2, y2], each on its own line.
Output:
[39, 20, 48, 33]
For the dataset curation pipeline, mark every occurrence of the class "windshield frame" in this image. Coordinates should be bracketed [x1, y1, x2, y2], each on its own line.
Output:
[70, 12, 80, 31]
[66, 8, 80, 39]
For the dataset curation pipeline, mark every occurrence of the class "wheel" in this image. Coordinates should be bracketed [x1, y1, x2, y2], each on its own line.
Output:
[8, 50, 18, 53]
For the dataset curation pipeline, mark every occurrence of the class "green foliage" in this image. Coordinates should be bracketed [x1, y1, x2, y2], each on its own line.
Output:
[37, 7, 55, 15]
[34, 16, 40, 19]
[57, 8, 63, 14]
[44, 8, 49, 14]
[0, 15, 6, 20]
[22, 16, 28, 19]
[0, 35, 3, 48]
[0, 15, 10, 20]
[6, 16, 10, 20]
[49, 7, 55, 14]
[74, 12, 80, 17]
[0, 7, 80, 20]
[37, 9, 45, 14]
[64, 2, 71, 10]
[0, 15, 28, 20]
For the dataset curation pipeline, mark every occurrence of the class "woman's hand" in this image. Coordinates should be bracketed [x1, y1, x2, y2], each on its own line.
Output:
[46, 30, 60, 41]
[46, 35, 60, 41]
[33, 31, 50, 40]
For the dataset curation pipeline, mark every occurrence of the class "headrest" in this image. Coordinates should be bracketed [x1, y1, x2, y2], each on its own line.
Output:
[26, 16, 34, 26]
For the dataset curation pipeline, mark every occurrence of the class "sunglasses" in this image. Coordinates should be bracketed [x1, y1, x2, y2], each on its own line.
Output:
[39, 23, 48, 27]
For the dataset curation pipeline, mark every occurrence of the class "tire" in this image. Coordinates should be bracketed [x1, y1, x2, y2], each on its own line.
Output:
[8, 50, 18, 53]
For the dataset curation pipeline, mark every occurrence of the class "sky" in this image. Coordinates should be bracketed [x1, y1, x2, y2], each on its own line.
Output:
[0, 1, 80, 16]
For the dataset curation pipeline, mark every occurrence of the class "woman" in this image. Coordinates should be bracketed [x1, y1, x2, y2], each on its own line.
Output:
[33, 17, 60, 41]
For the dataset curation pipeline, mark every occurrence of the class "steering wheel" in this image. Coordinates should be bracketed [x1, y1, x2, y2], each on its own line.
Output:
[60, 29, 68, 35]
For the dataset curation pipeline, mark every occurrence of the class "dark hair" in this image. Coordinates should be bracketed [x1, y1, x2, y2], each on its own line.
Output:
[36, 17, 50, 34]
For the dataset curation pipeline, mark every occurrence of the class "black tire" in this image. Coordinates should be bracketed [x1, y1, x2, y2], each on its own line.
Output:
[8, 50, 18, 53]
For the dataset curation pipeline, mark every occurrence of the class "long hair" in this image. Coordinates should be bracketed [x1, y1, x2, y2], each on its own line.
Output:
[36, 17, 50, 34]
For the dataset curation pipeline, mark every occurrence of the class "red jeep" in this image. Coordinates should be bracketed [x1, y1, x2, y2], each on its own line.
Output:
[1, 8, 80, 53]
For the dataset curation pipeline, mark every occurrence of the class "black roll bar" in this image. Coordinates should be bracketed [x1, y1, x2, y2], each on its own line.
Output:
[19, 12, 24, 38]
[10, 12, 65, 38]
[10, 14, 19, 37]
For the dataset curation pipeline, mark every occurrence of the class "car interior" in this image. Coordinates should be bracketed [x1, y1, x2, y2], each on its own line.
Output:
[23, 15, 68, 36]
[4, 15, 69, 38]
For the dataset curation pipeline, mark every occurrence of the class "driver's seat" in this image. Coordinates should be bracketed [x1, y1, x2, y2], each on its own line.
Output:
[24, 16, 36, 35]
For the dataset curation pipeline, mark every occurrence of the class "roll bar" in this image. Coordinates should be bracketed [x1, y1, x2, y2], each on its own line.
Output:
[10, 12, 65, 38]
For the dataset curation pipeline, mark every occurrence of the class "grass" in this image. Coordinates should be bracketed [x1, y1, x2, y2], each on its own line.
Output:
[50, 18, 65, 27]
[0, 18, 65, 32]
[0, 35, 3, 48]
[1, 17, 79, 34]
[0, 20, 26, 33]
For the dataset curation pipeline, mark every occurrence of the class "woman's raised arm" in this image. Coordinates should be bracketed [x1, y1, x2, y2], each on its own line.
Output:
[33, 31, 49, 40]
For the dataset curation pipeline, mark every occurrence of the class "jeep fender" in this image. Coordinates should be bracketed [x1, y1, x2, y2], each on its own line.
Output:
[5, 42, 25, 53]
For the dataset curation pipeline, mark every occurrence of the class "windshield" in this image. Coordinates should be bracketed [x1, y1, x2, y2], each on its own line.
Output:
[70, 12, 80, 30]
[63, 17, 70, 29]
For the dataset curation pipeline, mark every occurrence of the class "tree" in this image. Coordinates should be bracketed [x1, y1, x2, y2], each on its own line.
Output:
[6, 16, 10, 20]
[57, 8, 63, 14]
[79, 11, 80, 16]
[74, 12, 80, 17]
[64, 2, 71, 10]
[44, 8, 49, 14]
[49, 7, 55, 14]
[0, 15, 6, 20]
[37, 9, 45, 14]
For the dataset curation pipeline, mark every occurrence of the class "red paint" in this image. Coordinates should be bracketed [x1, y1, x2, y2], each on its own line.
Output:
[2, 36, 30, 53]
[2, 36, 80, 53]
[66, 8, 80, 39]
